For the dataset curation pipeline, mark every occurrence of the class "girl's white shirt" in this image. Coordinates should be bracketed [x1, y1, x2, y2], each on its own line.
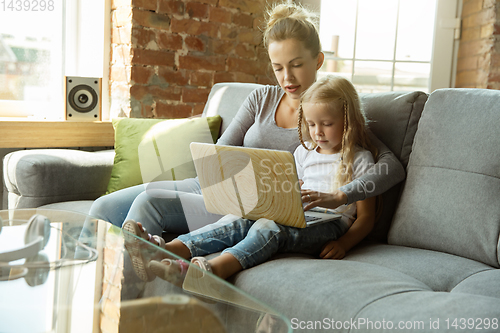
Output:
[294, 143, 375, 226]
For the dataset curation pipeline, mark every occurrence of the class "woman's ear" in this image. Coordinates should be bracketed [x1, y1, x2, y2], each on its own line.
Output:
[316, 52, 325, 70]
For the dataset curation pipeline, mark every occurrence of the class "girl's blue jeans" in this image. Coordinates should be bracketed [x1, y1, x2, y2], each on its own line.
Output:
[177, 214, 350, 269]
[88, 178, 223, 236]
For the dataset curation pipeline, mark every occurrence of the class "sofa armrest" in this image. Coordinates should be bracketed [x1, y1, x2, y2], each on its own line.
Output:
[3, 149, 115, 209]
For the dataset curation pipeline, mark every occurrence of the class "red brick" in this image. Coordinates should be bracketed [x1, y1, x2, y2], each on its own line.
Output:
[131, 65, 154, 84]
[131, 85, 181, 100]
[112, 25, 132, 44]
[228, 56, 265, 75]
[209, 7, 232, 24]
[158, 0, 184, 15]
[132, 8, 170, 30]
[131, 27, 156, 48]
[233, 72, 256, 83]
[219, 0, 261, 14]
[456, 70, 480, 86]
[235, 44, 255, 58]
[193, 0, 217, 5]
[464, 8, 496, 27]
[456, 56, 478, 71]
[179, 55, 226, 71]
[214, 72, 235, 83]
[457, 39, 494, 58]
[481, 23, 494, 38]
[253, 16, 265, 30]
[190, 71, 213, 86]
[132, 48, 175, 66]
[233, 12, 253, 28]
[131, 0, 157, 11]
[182, 87, 210, 103]
[238, 28, 261, 45]
[155, 102, 192, 118]
[186, 2, 209, 19]
[210, 39, 236, 54]
[462, 0, 483, 17]
[171, 19, 219, 38]
[113, 7, 132, 27]
[110, 65, 131, 82]
[220, 25, 238, 40]
[140, 100, 155, 117]
[193, 103, 206, 115]
[158, 68, 190, 85]
[257, 74, 275, 85]
[460, 27, 480, 41]
[185, 36, 206, 52]
[157, 32, 183, 50]
[489, 52, 500, 68]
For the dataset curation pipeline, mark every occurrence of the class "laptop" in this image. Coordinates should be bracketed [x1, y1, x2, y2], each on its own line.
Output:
[190, 142, 342, 228]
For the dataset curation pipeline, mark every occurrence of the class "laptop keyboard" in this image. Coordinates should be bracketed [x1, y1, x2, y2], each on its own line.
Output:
[304, 215, 321, 222]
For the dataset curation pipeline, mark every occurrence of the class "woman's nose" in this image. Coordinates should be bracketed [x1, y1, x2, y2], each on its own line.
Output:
[284, 68, 294, 80]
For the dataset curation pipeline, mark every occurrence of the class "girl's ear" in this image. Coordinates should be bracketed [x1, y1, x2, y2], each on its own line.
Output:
[316, 52, 325, 70]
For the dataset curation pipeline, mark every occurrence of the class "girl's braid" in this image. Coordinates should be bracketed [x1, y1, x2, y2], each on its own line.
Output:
[298, 104, 313, 151]
[340, 99, 348, 161]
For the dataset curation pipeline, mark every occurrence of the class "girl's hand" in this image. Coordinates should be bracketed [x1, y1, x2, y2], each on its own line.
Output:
[301, 189, 348, 211]
[319, 240, 346, 260]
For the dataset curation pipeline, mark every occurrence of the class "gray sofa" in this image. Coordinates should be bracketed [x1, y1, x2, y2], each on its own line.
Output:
[4, 83, 500, 332]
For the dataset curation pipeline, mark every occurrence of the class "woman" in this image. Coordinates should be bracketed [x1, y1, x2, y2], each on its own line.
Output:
[89, 2, 404, 240]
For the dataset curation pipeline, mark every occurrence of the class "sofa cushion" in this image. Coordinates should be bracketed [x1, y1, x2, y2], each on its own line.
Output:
[388, 88, 500, 268]
[231, 256, 432, 330]
[345, 243, 493, 292]
[202, 82, 262, 134]
[360, 91, 428, 242]
[106, 116, 222, 194]
[3, 149, 115, 209]
[356, 292, 500, 333]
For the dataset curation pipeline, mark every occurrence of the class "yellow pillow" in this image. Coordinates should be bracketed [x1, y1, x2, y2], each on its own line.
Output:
[106, 116, 222, 194]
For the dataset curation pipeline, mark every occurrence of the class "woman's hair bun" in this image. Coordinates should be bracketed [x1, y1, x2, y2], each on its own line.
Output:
[263, 2, 321, 56]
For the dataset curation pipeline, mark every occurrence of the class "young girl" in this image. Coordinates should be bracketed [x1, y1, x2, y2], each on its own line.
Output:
[90, 1, 404, 241]
[124, 75, 377, 284]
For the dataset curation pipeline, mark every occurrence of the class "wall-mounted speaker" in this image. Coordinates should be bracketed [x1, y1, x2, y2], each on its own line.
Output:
[65, 76, 102, 121]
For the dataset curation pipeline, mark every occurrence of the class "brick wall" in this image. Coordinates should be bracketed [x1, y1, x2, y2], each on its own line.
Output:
[455, 0, 500, 88]
[110, 0, 276, 119]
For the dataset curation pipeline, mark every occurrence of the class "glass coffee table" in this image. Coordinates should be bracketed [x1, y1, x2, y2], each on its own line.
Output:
[0, 209, 291, 333]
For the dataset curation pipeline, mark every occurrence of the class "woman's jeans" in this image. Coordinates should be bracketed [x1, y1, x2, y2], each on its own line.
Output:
[88, 178, 223, 236]
[177, 214, 350, 269]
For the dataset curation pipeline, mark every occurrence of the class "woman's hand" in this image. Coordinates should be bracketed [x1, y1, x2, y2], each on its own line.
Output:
[301, 189, 348, 211]
[319, 240, 346, 259]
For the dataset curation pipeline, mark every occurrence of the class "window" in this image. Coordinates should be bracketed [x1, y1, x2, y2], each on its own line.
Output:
[0, 0, 108, 119]
[312, 0, 460, 93]
[0, 1, 64, 118]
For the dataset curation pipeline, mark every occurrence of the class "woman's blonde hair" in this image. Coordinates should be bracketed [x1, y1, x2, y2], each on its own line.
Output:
[298, 75, 377, 191]
[263, 2, 322, 58]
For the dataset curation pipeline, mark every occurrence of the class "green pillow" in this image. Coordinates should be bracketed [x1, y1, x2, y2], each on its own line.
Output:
[106, 116, 222, 194]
